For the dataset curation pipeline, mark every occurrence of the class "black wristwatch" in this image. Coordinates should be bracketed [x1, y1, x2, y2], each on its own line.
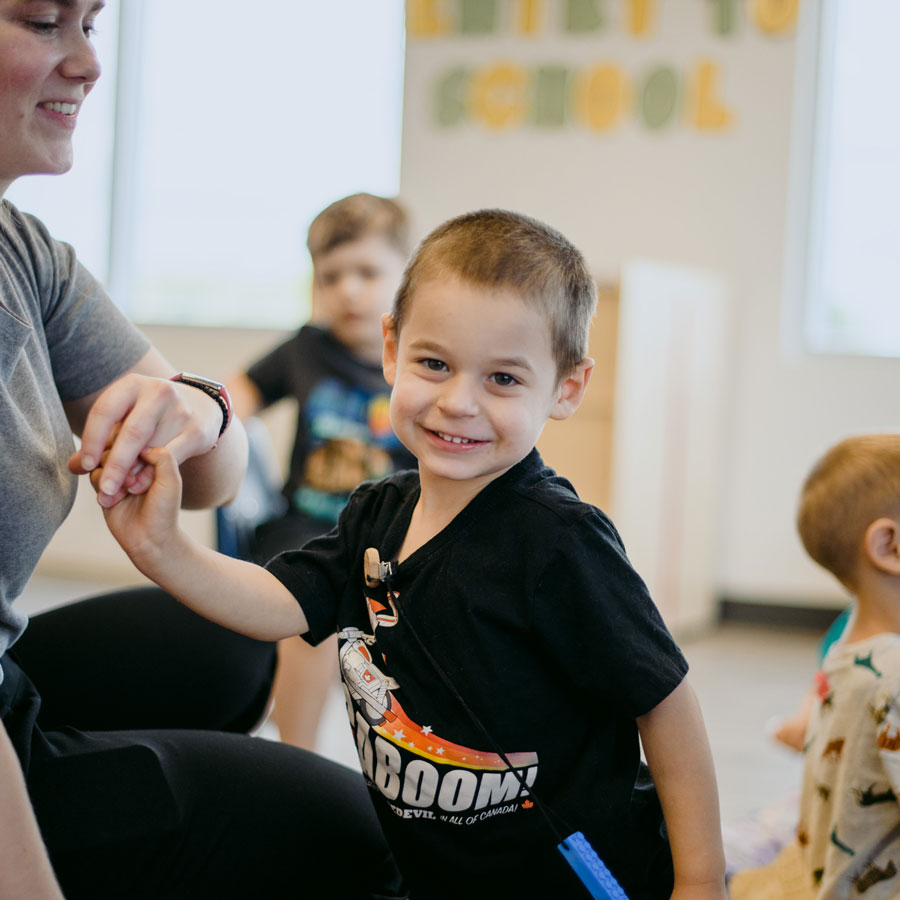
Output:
[170, 372, 233, 437]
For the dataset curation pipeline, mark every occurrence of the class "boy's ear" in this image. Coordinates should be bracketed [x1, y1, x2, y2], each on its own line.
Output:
[382, 314, 398, 387]
[864, 518, 900, 575]
[549, 358, 594, 422]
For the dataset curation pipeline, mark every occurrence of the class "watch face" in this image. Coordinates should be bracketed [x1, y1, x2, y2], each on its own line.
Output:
[179, 372, 223, 392]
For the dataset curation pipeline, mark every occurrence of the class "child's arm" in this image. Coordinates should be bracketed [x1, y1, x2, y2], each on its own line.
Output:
[637, 678, 727, 900]
[98, 445, 308, 641]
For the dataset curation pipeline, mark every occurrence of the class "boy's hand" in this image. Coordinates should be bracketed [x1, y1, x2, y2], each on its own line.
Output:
[94, 445, 184, 572]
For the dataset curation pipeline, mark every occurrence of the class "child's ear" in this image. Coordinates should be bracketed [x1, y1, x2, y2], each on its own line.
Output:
[382, 314, 398, 387]
[549, 358, 594, 421]
[864, 518, 900, 575]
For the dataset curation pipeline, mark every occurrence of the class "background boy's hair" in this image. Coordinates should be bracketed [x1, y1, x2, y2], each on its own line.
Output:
[392, 209, 597, 377]
[306, 193, 410, 259]
[797, 433, 900, 589]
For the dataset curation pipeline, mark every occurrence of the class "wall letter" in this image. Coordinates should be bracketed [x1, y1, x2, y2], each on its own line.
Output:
[515, 0, 544, 35]
[460, 0, 499, 34]
[691, 60, 734, 130]
[752, 0, 799, 35]
[470, 64, 527, 130]
[640, 65, 679, 130]
[435, 67, 470, 128]
[407, 0, 451, 38]
[575, 64, 629, 131]
[623, 0, 656, 36]
[564, 0, 605, 33]
[533, 66, 570, 128]
[704, 0, 738, 36]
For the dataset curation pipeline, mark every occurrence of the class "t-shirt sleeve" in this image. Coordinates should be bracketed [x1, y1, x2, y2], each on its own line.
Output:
[531, 509, 688, 718]
[245, 334, 300, 407]
[14, 209, 149, 400]
[265, 483, 373, 644]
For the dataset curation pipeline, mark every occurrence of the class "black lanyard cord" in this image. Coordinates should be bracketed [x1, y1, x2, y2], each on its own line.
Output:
[387, 574, 575, 845]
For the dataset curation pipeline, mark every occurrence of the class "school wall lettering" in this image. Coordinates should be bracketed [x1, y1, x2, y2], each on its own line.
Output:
[407, 0, 800, 135]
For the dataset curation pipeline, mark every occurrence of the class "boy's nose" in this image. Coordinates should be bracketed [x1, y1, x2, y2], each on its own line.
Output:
[437, 376, 479, 417]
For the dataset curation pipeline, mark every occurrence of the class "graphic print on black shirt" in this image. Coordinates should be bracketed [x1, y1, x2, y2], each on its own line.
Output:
[339, 584, 539, 826]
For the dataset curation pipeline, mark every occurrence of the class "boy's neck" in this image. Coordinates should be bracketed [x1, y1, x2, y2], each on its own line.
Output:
[398, 467, 511, 563]
[844, 580, 900, 642]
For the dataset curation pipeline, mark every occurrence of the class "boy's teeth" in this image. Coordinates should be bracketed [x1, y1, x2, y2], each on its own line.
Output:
[41, 102, 77, 115]
[437, 432, 473, 444]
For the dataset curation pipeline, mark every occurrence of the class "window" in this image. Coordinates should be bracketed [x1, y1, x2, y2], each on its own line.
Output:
[804, 0, 900, 356]
[8, 0, 406, 329]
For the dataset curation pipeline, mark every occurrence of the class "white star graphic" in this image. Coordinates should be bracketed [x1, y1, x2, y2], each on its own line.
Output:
[422, 725, 433, 736]
[393, 729, 406, 741]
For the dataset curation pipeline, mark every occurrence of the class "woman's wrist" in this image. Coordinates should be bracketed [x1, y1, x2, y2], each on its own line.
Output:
[169, 373, 233, 437]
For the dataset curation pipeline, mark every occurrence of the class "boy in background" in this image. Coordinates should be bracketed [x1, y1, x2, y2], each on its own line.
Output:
[97, 209, 726, 900]
[731, 434, 900, 899]
[227, 193, 416, 749]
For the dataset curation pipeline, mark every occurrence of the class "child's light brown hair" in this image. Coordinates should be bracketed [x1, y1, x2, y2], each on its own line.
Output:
[391, 209, 597, 378]
[306, 193, 410, 259]
[797, 434, 900, 589]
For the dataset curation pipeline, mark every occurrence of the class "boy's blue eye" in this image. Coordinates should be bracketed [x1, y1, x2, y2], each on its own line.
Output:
[421, 359, 446, 372]
[492, 372, 519, 387]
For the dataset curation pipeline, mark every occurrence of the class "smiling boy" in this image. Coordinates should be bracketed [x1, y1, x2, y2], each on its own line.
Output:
[98, 209, 726, 900]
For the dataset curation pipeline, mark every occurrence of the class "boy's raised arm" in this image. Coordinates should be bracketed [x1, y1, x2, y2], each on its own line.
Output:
[636, 678, 727, 900]
[97, 446, 308, 642]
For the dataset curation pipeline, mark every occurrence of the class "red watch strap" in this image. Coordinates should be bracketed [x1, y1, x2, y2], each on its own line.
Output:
[170, 373, 233, 437]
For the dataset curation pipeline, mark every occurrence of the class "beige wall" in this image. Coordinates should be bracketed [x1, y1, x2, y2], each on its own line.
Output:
[398, 1, 899, 608]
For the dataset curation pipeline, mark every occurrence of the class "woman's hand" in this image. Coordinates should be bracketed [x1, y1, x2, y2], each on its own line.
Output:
[68, 372, 224, 507]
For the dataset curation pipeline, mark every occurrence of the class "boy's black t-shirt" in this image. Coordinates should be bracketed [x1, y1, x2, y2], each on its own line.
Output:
[269, 450, 687, 899]
[246, 324, 415, 518]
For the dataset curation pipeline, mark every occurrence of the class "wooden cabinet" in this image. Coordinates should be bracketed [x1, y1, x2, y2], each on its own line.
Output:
[538, 264, 728, 633]
[537, 285, 618, 511]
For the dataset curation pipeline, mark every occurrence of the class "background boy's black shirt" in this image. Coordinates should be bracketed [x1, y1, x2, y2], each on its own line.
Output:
[269, 450, 685, 899]
[246, 324, 415, 507]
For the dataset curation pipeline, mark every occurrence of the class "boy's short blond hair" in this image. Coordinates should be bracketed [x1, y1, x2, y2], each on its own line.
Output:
[306, 193, 410, 260]
[797, 434, 900, 589]
[392, 209, 597, 378]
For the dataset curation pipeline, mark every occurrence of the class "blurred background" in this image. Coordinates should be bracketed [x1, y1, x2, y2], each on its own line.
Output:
[11, 0, 900, 822]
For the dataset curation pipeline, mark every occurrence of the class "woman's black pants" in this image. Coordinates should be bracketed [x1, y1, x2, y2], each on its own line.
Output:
[3, 586, 405, 899]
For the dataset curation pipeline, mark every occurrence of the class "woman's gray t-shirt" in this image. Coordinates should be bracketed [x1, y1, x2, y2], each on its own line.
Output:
[0, 201, 149, 670]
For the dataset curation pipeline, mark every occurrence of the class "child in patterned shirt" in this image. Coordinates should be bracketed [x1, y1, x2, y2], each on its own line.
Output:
[732, 433, 900, 900]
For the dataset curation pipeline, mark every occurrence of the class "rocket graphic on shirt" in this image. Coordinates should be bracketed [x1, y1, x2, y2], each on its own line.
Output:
[337, 587, 539, 823]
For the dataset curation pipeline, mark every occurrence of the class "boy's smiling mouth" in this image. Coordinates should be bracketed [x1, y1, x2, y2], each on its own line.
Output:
[431, 429, 484, 446]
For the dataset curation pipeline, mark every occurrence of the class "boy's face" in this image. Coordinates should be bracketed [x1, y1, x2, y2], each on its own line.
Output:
[312, 234, 406, 363]
[383, 275, 590, 496]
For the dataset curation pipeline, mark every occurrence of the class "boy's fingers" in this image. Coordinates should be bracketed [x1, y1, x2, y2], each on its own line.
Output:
[140, 445, 182, 485]
[126, 465, 155, 495]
